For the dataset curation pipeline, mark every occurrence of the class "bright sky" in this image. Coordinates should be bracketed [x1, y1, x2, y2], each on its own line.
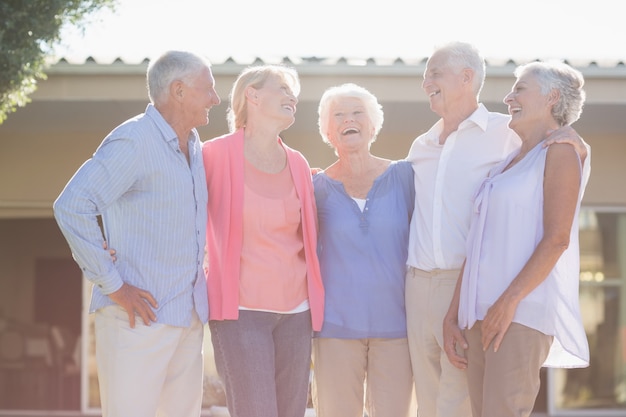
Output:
[53, 0, 625, 65]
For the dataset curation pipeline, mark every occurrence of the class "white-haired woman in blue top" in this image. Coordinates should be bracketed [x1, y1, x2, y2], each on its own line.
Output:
[312, 83, 415, 417]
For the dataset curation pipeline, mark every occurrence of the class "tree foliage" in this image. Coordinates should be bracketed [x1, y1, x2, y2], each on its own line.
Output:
[0, 0, 115, 124]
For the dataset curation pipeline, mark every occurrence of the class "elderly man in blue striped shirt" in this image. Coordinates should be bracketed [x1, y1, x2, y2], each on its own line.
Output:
[53, 50, 221, 417]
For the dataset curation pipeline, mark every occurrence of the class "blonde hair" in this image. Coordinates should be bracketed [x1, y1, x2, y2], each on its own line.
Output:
[227, 64, 300, 132]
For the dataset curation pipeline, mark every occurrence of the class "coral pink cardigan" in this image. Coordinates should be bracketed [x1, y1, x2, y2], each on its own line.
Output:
[202, 129, 325, 331]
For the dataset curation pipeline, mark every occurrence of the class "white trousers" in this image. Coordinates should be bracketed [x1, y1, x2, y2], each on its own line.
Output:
[94, 305, 204, 417]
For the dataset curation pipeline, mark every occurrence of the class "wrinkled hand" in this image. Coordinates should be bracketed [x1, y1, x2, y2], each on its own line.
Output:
[443, 315, 468, 369]
[103, 241, 116, 262]
[108, 282, 158, 328]
[101, 241, 157, 327]
[481, 297, 517, 352]
[543, 125, 587, 161]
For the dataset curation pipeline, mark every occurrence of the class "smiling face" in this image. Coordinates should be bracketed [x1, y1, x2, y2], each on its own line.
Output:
[504, 71, 556, 137]
[181, 66, 221, 129]
[326, 96, 374, 152]
[251, 74, 298, 130]
[422, 50, 472, 117]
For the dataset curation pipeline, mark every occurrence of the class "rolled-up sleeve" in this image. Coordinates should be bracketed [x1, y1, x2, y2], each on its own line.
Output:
[53, 135, 138, 294]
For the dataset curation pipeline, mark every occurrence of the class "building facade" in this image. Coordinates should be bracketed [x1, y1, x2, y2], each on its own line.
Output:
[0, 56, 625, 416]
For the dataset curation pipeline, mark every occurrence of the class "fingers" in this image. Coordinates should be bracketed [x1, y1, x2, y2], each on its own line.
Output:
[457, 334, 469, 350]
[109, 284, 158, 328]
[482, 332, 494, 352]
[127, 310, 136, 329]
[481, 320, 497, 351]
[447, 351, 468, 369]
[544, 125, 579, 144]
[102, 241, 117, 262]
[130, 290, 157, 326]
[136, 303, 157, 326]
[124, 296, 157, 328]
[482, 325, 507, 352]
[492, 335, 503, 353]
[444, 342, 468, 369]
[446, 355, 467, 369]
[444, 329, 469, 369]
[544, 126, 565, 143]
[125, 301, 154, 328]
[482, 301, 515, 352]
[139, 290, 159, 309]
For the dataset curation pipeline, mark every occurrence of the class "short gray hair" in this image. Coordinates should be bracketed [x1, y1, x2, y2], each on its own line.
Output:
[147, 50, 212, 105]
[432, 41, 486, 98]
[514, 61, 586, 126]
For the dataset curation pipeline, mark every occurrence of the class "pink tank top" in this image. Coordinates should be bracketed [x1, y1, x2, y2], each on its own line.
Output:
[239, 159, 309, 312]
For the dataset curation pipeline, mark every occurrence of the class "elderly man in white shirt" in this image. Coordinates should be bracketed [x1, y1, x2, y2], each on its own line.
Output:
[404, 41, 588, 417]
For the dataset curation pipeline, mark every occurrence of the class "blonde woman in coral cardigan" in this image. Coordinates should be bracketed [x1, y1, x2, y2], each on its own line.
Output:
[202, 64, 324, 417]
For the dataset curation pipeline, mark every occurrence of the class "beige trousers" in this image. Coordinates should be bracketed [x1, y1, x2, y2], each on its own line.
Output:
[312, 337, 414, 417]
[405, 267, 471, 417]
[465, 321, 553, 417]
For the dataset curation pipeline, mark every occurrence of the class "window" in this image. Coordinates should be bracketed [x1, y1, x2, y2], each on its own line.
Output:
[549, 208, 626, 415]
[79, 208, 626, 416]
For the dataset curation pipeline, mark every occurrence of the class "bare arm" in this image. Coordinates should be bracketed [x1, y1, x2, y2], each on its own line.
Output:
[481, 143, 581, 352]
[543, 125, 588, 164]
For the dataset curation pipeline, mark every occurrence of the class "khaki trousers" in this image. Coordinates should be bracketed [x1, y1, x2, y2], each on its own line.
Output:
[465, 321, 552, 417]
[405, 267, 471, 417]
[312, 337, 414, 417]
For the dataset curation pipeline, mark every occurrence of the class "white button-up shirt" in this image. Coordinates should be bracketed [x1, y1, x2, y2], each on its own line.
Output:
[406, 104, 520, 271]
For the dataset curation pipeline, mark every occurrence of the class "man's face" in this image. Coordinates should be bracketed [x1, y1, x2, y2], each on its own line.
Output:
[182, 67, 221, 129]
[422, 51, 468, 116]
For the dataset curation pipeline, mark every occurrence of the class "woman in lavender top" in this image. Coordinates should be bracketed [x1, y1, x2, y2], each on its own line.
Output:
[311, 83, 415, 417]
[443, 61, 590, 417]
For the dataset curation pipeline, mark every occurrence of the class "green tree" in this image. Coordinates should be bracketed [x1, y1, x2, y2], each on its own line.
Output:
[0, 0, 116, 124]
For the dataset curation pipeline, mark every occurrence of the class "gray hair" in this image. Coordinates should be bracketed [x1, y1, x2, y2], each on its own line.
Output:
[317, 83, 384, 146]
[227, 64, 300, 132]
[147, 50, 212, 106]
[514, 61, 586, 126]
[432, 41, 486, 98]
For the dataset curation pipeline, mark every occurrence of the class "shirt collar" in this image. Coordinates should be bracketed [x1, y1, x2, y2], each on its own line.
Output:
[145, 103, 180, 144]
[424, 103, 491, 145]
[460, 103, 490, 132]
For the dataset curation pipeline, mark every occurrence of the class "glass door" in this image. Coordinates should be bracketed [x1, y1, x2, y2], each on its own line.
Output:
[548, 208, 626, 415]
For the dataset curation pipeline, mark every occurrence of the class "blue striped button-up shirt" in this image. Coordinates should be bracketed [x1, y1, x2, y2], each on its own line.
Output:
[54, 104, 209, 326]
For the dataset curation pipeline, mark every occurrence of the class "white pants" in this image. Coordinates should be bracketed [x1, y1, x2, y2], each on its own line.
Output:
[94, 305, 204, 417]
